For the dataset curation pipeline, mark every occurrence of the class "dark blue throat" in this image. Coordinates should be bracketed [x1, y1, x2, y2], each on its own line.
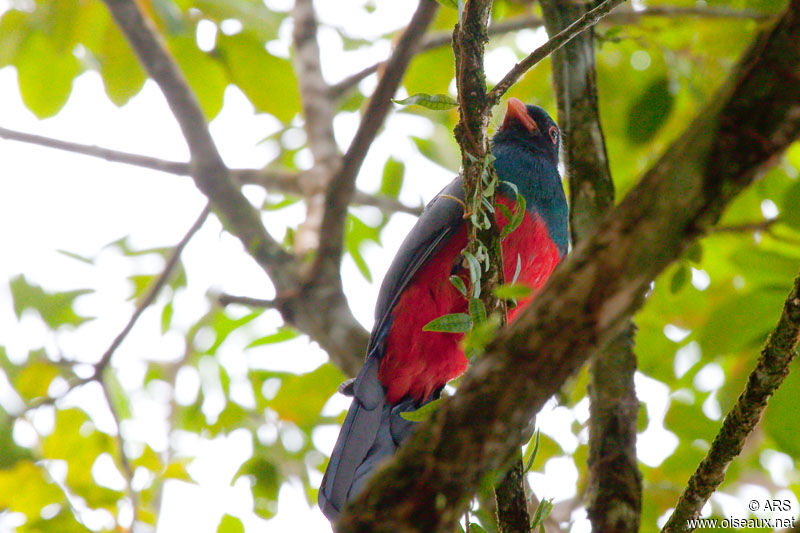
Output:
[492, 141, 569, 257]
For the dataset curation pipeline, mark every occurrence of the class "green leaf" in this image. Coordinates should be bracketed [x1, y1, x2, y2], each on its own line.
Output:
[463, 314, 500, 357]
[14, 361, 59, 400]
[433, 0, 458, 8]
[0, 411, 34, 469]
[422, 313, 472, 333]
[97, 22, 147, 106]
[204, 309, 262, 354]
[269, 364, 345, 427]
[626, 76, 674, 144]
[468, 298, 487, 324]
[217, 514, 244, 533]
[168, 36, 227, 119]
[248, 326, 299, 347]
[380, 158, 405, 198]
[404, 47, 455, 96]
[0, 10, 30, 68]
[670, 264, 689, 293]
[235, 456, 279, 519]
[686, 242, 703, 264]
[530, 498, 553, 530]
[493, 283, 532, 300]
[0, 461, 63, 519]
[462, 251, 482, 297]
[524, 430, 541, 473]
[500, 194, 526, 239]
[781, 181, 800, 229]
[15, 32, 80, 118]
[9, 275, 91, 328]
[161, 301, 174, 334]
[103, 368, 132, 421]
[700, 288, 787, 355]
[449, 275, 467, 297]
[399, 397, 443, 422]
[345, 213, 384, 282]
[393, 93, 458, 110]
[219, 33, 300, 123]
[764, 365, 800, 456]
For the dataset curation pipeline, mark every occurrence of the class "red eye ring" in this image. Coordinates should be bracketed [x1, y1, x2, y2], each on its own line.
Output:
[548, 126, 559, 144]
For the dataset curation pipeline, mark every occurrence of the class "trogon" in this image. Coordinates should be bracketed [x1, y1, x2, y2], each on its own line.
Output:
[318, 98, 569, 522]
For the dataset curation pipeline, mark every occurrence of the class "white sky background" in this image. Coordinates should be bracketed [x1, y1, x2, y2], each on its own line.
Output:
[2, 0, 784, 531]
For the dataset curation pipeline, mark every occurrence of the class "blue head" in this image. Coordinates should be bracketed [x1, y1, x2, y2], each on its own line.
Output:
[491, 98, 569, 257]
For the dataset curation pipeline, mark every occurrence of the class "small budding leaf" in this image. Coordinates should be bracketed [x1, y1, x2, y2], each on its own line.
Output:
[496, 203, 513, 224]
[399, 397, 444, 421]
[686, 242, 703, 264]
[512, 254, 522, 285]
[670, 264, 689, 293]
[462, 251, 482, 297]
[393, 93, 458, 110]
[524, 430, 541, 472]
[423, 313, 472, 333]
[500, 194, 526, 238]
[530, 498, 554, 530]
[449, 275, 467, 297]
[468, 298, 487, 324]
[493, 283, 532, 300]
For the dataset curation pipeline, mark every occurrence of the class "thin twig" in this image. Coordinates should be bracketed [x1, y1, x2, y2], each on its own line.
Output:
[94, 204, 211, 375]
[99, 378, 139, 528]
[710, 218, 779, 233]
[329, 5, 768, 98]
[217, 293, 277, 308]
[488, 0, 629, 106]
[0, 126, 421, 215]
[312, 0, 438, 284]
[661, 271, 800, 532]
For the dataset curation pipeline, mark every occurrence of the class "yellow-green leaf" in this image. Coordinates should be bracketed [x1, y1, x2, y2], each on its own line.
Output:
[269, 364, 345, 427]
[400, 397, 443, 422]
[98, 22, 147, 106]
[168, 36, 227, 119]
[219, 33, 300, 123]
[0, 461, 63, 519]
[393, 93, 458, 110]
[14, 361, 59, 400]
[15, 32, 80, 118]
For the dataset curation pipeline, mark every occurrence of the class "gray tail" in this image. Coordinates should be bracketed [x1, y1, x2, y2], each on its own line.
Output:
[318, 356, 417, 522]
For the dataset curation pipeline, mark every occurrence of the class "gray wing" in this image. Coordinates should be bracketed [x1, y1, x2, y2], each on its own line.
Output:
[369, 177, 466, 349]
[318, 177, 465, 522]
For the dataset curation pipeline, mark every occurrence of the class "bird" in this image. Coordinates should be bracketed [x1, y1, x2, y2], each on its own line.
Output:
[318, 98, 568, 522]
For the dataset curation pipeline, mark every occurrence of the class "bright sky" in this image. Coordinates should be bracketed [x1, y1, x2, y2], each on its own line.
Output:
[0, 1, 751, 531]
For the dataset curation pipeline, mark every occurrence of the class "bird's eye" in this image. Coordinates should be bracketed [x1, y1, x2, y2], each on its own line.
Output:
[549, 126, 559, 145]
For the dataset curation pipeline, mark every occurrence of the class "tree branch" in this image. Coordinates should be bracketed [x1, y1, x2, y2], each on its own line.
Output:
[540, 0, 641, 529]
[662, 272, 800, 532]
[487, 0, 628, 106]
[292, 0, 341, 255]
[217, 293, 277, 308]
[0, 126, 421, 216]
[338, 1, 800, 528]
[102, 0, 296, 288]
[452, 0, 531, 528]
[312, 0, 438, 286]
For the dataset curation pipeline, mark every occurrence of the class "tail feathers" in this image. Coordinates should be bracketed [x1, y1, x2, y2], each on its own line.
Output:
[318, 356, 421, 522]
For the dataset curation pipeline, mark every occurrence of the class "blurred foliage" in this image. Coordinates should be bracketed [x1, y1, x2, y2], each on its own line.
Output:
[1, 0, 799, 531]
